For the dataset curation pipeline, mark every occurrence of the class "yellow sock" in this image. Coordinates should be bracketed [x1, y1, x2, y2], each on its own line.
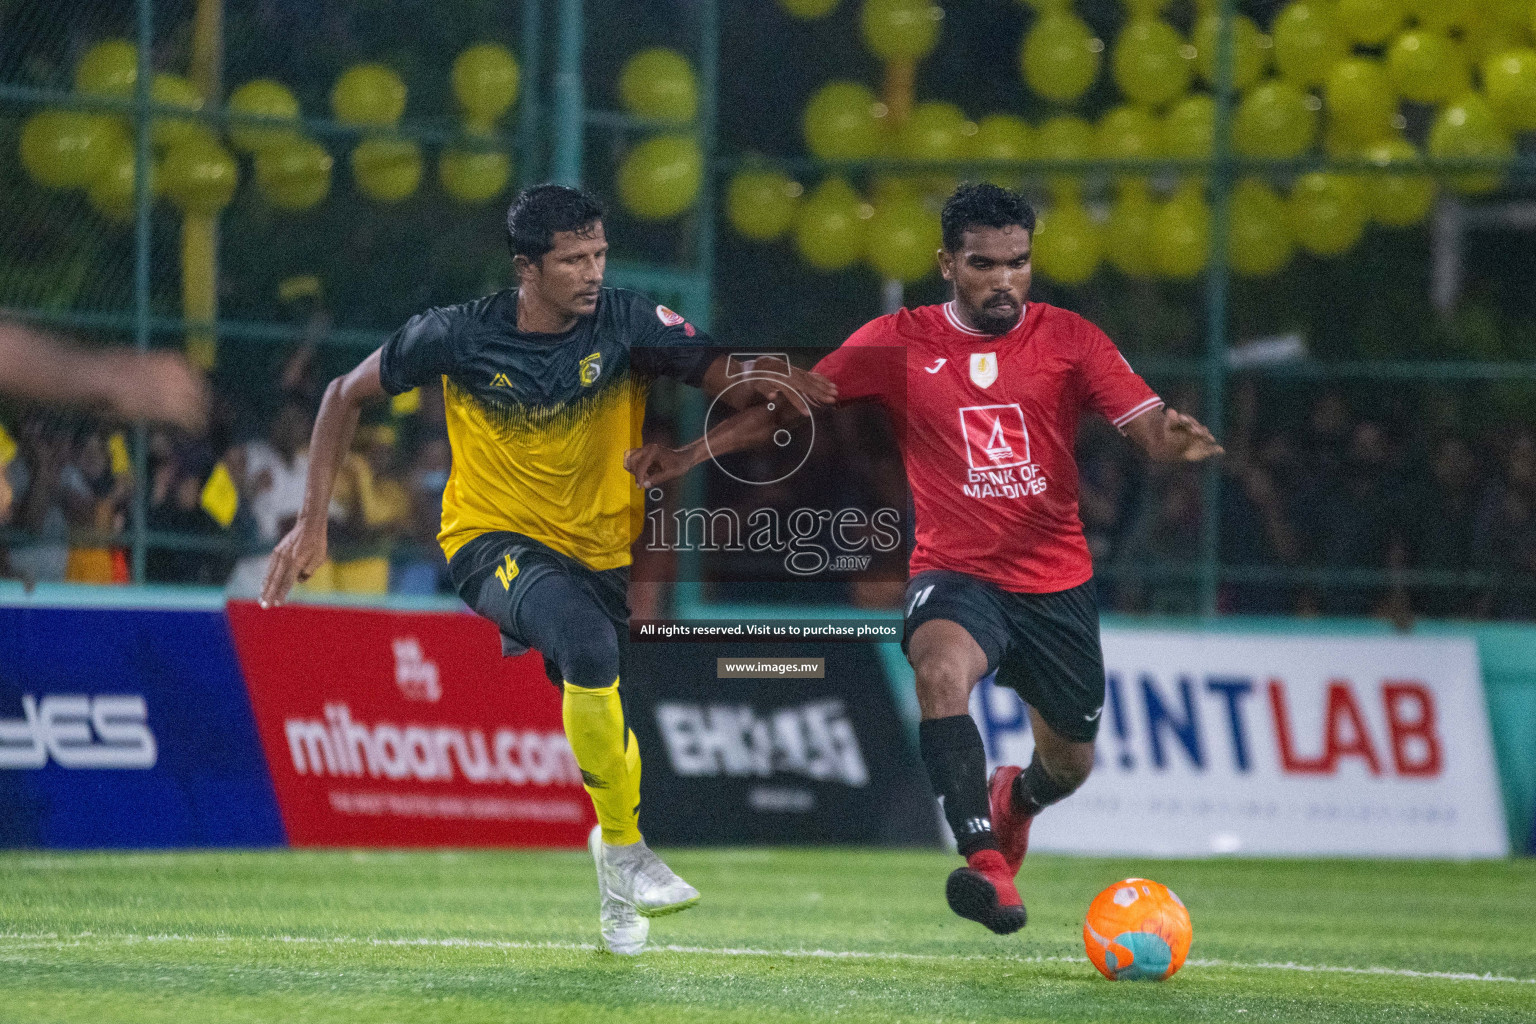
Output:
[562, 677, 643, 846]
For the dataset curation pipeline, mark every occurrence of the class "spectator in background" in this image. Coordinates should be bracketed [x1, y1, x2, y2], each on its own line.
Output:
[3, 415, 72, 584]
[1475, 430, 1536, 619]
[225, 402, 341, 598]
[60, 429, 133, 584]
[146, 429, 230, 585]
[1411, 436, 1482, 617]
[330, 423, 410, 594]
[389, 434, 452, 595]
[1112, 464, 1204, 613]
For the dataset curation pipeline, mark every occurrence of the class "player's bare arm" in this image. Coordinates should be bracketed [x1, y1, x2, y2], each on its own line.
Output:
[0, 319, 209, 432]
[624, 355, 835, 489]
[1120, 405, 1224, 462]
[624, 387, 812, 489]
[696, 353, 837, 410]
[258, 346, 386, 607]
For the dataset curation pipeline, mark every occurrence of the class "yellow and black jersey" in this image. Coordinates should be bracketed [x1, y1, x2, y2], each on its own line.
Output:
[378, 287, 713, 570]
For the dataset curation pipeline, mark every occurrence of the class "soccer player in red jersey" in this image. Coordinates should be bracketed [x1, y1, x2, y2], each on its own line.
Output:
[627, 182, 1222, 934]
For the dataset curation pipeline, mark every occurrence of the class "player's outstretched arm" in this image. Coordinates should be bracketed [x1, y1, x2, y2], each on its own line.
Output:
[697, 355, 837, 410]
[1121, 406, 1225, 462]
[625, 396, 809, 490]
[259, 347, 386, 607]
[0, 319, 209, 432]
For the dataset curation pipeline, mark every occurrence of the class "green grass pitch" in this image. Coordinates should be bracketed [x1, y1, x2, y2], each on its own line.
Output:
[0, 848, 1532, 1023]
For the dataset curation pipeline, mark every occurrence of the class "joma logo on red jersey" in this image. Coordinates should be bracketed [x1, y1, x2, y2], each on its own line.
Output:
[959, 404, 1031, 470]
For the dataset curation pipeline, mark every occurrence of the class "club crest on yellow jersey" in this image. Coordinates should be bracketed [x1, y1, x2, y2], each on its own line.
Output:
[579, 351, 603, 386]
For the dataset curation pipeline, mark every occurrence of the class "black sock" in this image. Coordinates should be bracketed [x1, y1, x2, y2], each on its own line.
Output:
[918, 715, 997, 858]
[1012, 751, 1075, 817]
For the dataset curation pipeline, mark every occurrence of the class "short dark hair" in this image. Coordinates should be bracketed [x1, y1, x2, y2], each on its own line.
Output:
[941, 182, 1036, 252]
[506, 184, 605, 263]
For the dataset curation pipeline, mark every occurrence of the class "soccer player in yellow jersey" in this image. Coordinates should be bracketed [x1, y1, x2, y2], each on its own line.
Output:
[258, 185, 834, 954]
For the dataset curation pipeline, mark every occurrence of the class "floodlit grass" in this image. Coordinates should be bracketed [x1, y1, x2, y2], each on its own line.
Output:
[1, 848, 1533, 1023]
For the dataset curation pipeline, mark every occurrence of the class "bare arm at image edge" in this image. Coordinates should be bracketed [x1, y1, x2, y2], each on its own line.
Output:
[0, 320, 208, 432]
[259, 347, 387, 607]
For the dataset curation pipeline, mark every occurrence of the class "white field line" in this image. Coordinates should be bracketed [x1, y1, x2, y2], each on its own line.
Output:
[0, 931, 1531, 986]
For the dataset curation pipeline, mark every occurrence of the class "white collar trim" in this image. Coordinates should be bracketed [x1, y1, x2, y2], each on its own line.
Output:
[944, 301, 1025, 338]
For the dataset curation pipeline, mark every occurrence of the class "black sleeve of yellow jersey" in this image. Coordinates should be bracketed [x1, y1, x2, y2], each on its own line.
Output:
[619, 290, 716, 388]
[378, 307, 457, 395]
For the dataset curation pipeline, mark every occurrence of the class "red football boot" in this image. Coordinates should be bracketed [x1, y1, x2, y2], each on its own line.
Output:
[988, 765, 1034, 876]
[945, 848, 1026, 934]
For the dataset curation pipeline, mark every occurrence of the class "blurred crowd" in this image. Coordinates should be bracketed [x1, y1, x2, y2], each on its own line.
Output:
[1077, 381, 1536, 620]
[3, 343, 1535, 624]
[0, 325, 455, 598]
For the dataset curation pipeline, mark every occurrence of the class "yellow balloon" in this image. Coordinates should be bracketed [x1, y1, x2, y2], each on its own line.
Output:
[794, 177, 869, 271]
[1233, 79, 1318, 158]
[617, 134, 702, 221]
[618, 48, 696, 124]
[1105, 182, 1157, 279]
[1386, 32, 1469, 105]
[150, 74, 205, 149]
[255, 139, 333, 211]
[1272, 2, 1347, 88]
[1324, 59, 1398, 146]
[866, 195, 941, 281]
[779, 0, 840, 18]
[1461, 19, 1529, 63]
[1361, 137, 1434, 227]
[1428, 94, 1514, 195]
[75, 39, 138, 99]
[161, 135, 238, 215]
[899, 101, 971, 161]
[803, 81, 888, 160]
[88, 138, 155, 223]
[727, 169, 802, 241]
[1481, 49, 1536, 133]
[861, 0, 942, 63]
[350, 137, 423, 203]
[1161, 93, 1214, 160]
[1035, 115, 1094, 202]
[1113, 19, 1195, 109]
[452, 44, 519, 125]
[331, 64, 407, 127]
[1032, 203, 1102, 285]
[1404, 0, 1474, 33]
[19, 110, 124, 188]
[228, 80, 301, 154]
[1334, 0, 1405, 46]
[1288, 172, 1366, 256]
[1095, 104, 1161, 161]
[1020, 13, 1102, 104]
[439, 147, 512, 204]
[971, 114, 1031, 186]
[1153, 186, 1210, 279]
[1229, 178, 1293, 276]
[1192, 14, 1268, 92]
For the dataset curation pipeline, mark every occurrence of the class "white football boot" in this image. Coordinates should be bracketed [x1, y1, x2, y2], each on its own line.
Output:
[597, 833, 701, 918]
[589, 825, 649, 955]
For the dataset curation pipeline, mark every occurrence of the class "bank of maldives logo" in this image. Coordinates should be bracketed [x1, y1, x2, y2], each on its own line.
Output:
[959, 404, 1031, 471]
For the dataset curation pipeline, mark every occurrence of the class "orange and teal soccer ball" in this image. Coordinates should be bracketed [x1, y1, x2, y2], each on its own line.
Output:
[1082, 877, 1192, 981]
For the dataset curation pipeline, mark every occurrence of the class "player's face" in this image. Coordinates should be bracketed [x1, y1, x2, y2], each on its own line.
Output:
[940, 224, 1031, 336]
[531, 220, 608, 318]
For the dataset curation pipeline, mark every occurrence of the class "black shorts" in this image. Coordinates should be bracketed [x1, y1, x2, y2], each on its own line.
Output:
[448, 530, 630, 686]
[901, 569, 1106, 743]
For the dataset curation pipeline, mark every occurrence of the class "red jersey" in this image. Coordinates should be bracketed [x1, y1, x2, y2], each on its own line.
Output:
[813, 301, 1161, 594]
